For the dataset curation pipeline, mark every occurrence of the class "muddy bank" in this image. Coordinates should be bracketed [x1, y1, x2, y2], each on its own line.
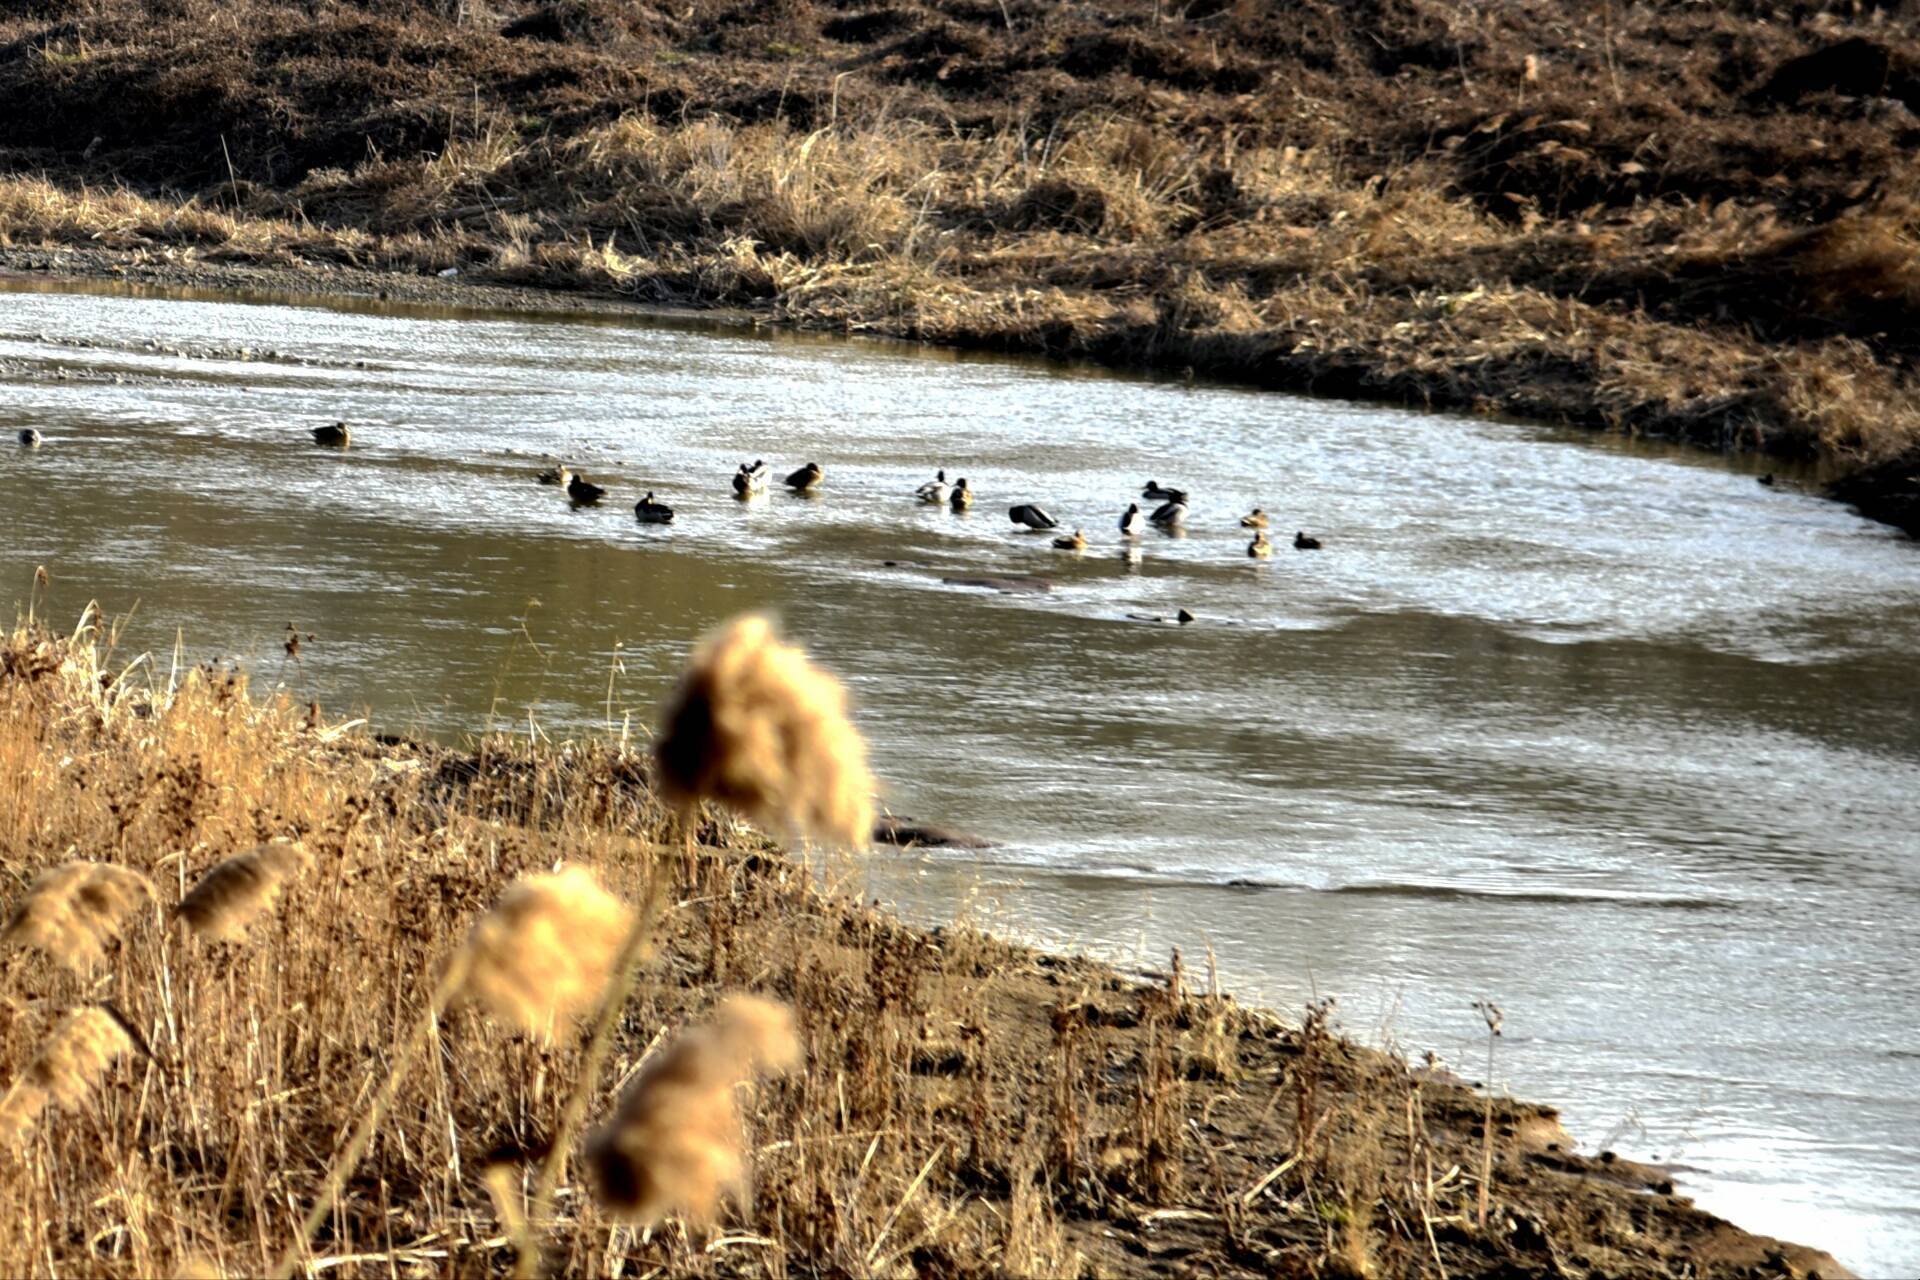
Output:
[0, 620, 1858, 1279]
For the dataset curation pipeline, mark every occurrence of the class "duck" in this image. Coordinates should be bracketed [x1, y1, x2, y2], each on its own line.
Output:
[1053, 528, 1087, 551]
[1294, 531, 1322, 550]
[17, 428, 40, 447]
[1248, 530, 1272, 559]
[634, 491, 675, 524]
[1149, 497, 1188, 530]
[311, 422, 351, 447]
[733, 459, 769, 499]
[1177, 608, 1195, 625]
[1240, 508, 1269, 529]
[949, 478, 973, 511]
[567, 474, 607, 505]
[1118, 502, 1143, 537]
[1009, 504, 1059, 531]
[1757, 473, 1776, 487]
[916, 468, 950, 504]
[537, 463, 573, 487]
[785, 461, 823, 493]
[1143, 480, 1188, 503]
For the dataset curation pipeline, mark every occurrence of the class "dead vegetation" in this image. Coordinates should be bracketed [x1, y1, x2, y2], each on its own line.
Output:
[1, 0, 1918, 531]
[0, 610, 1849, 1278]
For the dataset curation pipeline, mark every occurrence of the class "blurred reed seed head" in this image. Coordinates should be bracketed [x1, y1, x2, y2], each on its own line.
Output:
[0, 1006, 136, 1141]
[2, 862, 152, 972]
[176, 839, 312, 942]
[653, 614, 875, 850]
[461, 865, 633, 1035]
[586, 994, 801, 1225]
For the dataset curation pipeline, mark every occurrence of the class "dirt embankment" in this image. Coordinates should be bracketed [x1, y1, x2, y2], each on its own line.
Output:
[0, 0, 1917, 535]
[0, 619, 1855, 1278]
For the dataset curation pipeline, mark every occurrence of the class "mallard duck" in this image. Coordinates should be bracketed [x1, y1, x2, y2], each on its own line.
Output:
[1143, 480, 1187, 503]
[537, 463, 573, 487]
[1248, 530, 1272, 558]
[733, 459, 769, 498]
[1118, 502, 1143, 537]
[1009, 503, 1059, 531]
[916, 468, 950, 504]
[17, 428, 40, 447]
[634, 491, 675, 524]
[1240, 508, 1268, 529]
[948, 477, 973, 510]
[311, 422, 351, 447]
[1149, 497, 1187, 529]
[1294, 530, 1322, 550]
[785, 461, 823, 492]
[567, 474, 607, 505]
[1053, 528, 1087, 551]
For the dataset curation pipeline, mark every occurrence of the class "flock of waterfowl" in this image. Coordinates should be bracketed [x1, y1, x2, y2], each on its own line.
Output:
[13, 421, 1328, 561]
[529, 447, 1329, 561]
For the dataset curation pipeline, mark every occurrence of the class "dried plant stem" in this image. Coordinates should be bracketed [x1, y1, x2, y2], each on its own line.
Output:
[515, 860, 669, 1280]
[271, 951, 472, 1280]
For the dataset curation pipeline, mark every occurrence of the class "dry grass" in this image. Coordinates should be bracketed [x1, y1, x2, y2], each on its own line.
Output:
[0, 612, 1847, 1279]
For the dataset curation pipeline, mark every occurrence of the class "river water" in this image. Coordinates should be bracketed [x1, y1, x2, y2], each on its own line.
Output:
[2, 279, 1916, 1274]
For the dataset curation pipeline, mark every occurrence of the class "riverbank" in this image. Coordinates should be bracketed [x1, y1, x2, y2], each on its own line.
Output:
[0, 616, 1851, 1278]
[1, 0, 1916, 537]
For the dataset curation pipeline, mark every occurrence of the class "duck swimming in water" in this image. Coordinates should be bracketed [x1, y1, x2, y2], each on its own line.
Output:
[1053, 528, 1088, 551]
[311, 422, 351, 447]
[1142, 480, 1187, 503]
[1240, 508, 1268, 529]
[537, 463, 573, 487]
[634, 491, 675, 524]
[1248, 530, 1272, 558]
[916, 469, 950, 504]
[949, 478, 973, 511]
[1119, 502, 1143, 537]
[567, 474, 607, 505]
[1149, 497, 1187, 529]
[1009, 504, 1059, 531]
[785, 461, 824, 493]
[733, 459, 769, 499]
[17, 428, 40, 447]
[1294, 530, 1322, 550]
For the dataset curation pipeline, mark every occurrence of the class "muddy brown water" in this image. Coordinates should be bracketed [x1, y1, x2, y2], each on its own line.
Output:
[2, 280, 1917, 1274]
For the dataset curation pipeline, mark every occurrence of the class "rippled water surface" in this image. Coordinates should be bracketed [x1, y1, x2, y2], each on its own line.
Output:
[3, 280, 1918, 1274]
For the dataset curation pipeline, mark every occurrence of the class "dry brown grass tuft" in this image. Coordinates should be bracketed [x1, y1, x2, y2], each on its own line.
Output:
[461, 864, 634, 1035]
[0, 1006, 136, 1140]
[2, 860, 152, 972]
[653, 614, 874, 850]
[175, 838, 311, 942]
[584, 994, 800, 1225]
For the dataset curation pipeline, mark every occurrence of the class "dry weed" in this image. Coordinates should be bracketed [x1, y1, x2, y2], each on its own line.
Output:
[462, 864, 634, 1035]
[175, 839, 311, 942]
[653, 614, 874, 850]
[0, 1006, 135, 1140]
[2, 860, 152, 972]
[585, 994, 801, 1225]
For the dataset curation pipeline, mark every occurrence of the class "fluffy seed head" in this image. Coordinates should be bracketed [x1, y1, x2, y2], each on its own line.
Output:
[176, 840, 312, 942]
[585, 995, 801, 1225]
[653, 615, 875, 849]
[2, 862, 152, 972]
[0, 1006, 136, 1141]
[461, 865, 633, 1035]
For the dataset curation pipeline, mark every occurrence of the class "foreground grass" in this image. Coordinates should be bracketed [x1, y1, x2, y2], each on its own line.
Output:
[0, 613, 1845, 1278]
[0, 0, 1916, 533]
